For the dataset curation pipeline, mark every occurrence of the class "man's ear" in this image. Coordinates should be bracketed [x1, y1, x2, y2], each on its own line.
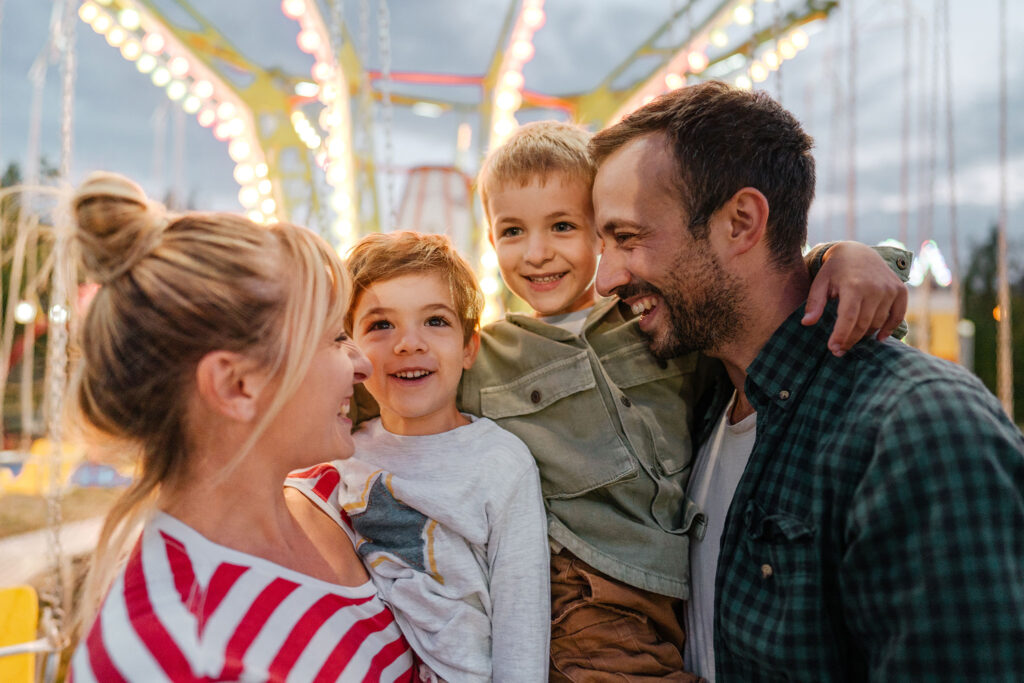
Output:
[194, 350, 271, 422]
[462, 331, 481, 370]
[715, 187, 769, 257]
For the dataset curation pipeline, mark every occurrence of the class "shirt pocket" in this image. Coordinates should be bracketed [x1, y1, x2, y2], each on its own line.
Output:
[730, 500, 824, 661]
[479, 352, 638, 498]
[600, 342, 697, 475]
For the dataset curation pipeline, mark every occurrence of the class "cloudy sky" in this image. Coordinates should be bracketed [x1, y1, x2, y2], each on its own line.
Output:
[1, 0, 1021, 266]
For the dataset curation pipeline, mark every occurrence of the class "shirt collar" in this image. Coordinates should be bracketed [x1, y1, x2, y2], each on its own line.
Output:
[506, 296, 622, 341]
[744, 301, 838, 414]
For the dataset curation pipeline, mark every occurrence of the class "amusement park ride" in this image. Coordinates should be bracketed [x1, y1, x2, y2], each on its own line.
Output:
[71, 0, 836, 317]
[4, 0, 1013, 678]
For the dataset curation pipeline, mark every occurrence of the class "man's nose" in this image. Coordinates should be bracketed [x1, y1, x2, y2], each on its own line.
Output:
[596, 245, 629, 297]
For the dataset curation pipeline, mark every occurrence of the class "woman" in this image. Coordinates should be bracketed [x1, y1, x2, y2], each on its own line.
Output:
[67, 172, 415, 681]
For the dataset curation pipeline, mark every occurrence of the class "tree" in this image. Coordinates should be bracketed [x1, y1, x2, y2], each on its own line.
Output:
[961, 225, 1024, 423]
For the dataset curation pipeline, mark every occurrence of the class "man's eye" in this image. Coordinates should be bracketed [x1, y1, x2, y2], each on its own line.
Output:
[552, 221, 575, 233]
[614, 232, 636, 244]
[426, 316, 451, 327]
[500, 226, 523, 238]
[367, 320, 393, 332]
[334, 332, 350, 344]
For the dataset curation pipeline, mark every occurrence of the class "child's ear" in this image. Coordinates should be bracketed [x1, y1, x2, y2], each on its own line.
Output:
[462, 331, 481, 370]
[487, 227, 496, 249]
[194, 350, 270, 422]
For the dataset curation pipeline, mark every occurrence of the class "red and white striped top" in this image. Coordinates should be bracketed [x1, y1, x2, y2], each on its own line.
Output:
[69, 475, 415, 682]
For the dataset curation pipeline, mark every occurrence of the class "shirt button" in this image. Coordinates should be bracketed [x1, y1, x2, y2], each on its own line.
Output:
[530, 390, 542, 404]
[761, 563, 773, 579]
[657, 359, 668, 370]
[620, 396, 632, 408]
[778, 390, 790, 400]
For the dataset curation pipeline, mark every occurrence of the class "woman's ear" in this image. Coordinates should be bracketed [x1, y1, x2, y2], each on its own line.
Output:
[194, 351, 270, 422]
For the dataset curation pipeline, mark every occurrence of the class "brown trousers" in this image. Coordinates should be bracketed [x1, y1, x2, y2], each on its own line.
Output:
[548, 550, 702, 682]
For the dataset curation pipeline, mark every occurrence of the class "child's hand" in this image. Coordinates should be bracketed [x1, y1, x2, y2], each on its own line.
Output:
[802, 242, 908, 357]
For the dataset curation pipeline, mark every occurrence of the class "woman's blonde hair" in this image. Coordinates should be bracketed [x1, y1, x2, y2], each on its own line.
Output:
[71, 172, 350, 630]
[345, 231, 482, 343]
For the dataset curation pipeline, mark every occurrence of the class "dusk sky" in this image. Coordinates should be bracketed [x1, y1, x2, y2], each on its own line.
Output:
[1, 0, 1021, 267]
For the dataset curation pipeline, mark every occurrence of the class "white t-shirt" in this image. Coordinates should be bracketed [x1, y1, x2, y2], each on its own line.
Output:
[70, 510, 415, 682]
[340, 415, 550, 683]
[683, 394, 756, 682]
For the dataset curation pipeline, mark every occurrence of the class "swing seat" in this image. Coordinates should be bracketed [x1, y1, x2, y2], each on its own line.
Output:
[0, 585, 39, 683]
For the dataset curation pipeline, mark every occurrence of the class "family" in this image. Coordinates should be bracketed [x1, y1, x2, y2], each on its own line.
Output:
[67, 82, 1024, 682]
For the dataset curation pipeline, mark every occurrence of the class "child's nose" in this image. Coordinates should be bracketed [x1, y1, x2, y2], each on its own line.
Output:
[394, 329, 427, 354]
[524, 234, 553, 265]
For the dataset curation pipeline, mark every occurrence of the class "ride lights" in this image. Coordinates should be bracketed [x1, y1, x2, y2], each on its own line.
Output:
[687, 51, 709, 72]
[120, 39, 142, 61]
[749, 60, 769, 82]
[665, 73, 685, 90]
[733, 4, 754, 25]
[281, 0, 306, 20]
[14, 301, 37, 325]
[118, 8, 141, 30]
[79, 3, 100, 24]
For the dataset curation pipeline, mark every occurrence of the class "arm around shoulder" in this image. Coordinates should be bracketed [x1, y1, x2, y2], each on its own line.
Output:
[842, 377, 1024, 680]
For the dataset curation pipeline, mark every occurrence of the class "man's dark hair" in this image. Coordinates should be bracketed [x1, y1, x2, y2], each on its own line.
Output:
[589, 81, 815, 268]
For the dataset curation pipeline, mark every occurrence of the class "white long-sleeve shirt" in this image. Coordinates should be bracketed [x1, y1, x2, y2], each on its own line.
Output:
[334, 415, 550, 682]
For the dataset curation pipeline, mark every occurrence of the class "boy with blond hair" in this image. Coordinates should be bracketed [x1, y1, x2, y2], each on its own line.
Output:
[460, 120, 909, 680]
[333, 231, 550, 682]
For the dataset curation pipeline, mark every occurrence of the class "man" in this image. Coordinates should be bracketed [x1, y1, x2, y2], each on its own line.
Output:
[591, 81, 1024, 682]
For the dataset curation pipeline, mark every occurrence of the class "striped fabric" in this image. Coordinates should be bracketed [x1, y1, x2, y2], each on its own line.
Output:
[69, 484, 415, 682]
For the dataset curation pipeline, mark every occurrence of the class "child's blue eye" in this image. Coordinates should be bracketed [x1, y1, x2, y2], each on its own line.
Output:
[426, 316, 451, 327]
[367, 320, 394, 332]
[552, 221, 575, 233]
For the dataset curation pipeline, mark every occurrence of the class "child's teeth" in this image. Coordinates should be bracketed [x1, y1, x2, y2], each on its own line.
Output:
[395, 370, 430, 379]
[531, 274, 561, 283]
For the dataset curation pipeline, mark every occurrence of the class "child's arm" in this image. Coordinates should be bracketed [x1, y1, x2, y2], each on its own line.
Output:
[487, 462, 550, 682]
[803, 242, 912, 357]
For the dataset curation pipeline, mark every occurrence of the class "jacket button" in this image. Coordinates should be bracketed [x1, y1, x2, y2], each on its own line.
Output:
[530, 390, 541, 404]
[761, 563, 773, 579]
[778, 389, 790, 400]
[620, 396, 632, 407]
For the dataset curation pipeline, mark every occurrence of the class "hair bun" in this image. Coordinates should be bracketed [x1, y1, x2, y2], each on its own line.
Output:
[73, 172, 169, 284]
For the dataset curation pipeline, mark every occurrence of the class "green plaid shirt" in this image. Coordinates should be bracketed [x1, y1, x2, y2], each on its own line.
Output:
[704, 302, 1024, 682]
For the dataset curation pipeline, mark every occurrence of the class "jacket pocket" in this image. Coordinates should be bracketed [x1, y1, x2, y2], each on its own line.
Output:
[479, 352, 638, 498]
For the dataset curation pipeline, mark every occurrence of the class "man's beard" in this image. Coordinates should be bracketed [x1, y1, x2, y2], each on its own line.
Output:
[618, 249, 744, 359]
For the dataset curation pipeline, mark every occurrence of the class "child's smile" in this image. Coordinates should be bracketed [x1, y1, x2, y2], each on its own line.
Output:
[352, 272, 479, 436]
[487, 173, 602, 317]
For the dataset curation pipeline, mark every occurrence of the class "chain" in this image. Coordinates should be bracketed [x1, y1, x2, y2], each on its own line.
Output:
[40, 0, 79, 646]
[378, 0, 396, 229]
[59, 0, 76, 180]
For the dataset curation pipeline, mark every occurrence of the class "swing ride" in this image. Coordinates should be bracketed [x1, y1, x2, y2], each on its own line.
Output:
[0, 0, 1016, 680]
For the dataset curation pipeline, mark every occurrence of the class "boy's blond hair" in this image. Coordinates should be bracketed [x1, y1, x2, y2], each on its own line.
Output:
[477, 121, 594, 222]
[346, 231, 483, 343]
